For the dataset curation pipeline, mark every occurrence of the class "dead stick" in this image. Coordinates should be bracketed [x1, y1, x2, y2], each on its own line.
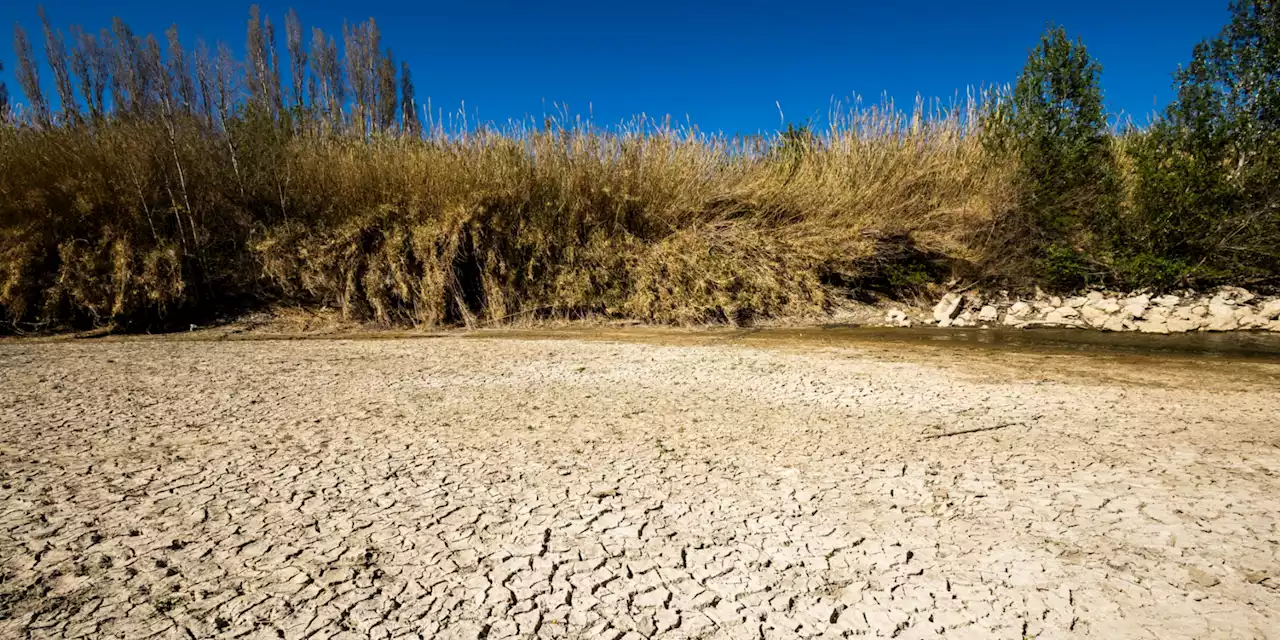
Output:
[923, 422, 1019, 440]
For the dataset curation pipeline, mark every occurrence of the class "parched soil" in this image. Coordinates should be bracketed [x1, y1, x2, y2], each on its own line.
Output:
[1, 334, 1278, 639]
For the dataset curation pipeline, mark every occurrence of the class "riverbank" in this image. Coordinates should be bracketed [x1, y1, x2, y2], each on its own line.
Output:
[854, 286, 1280, 334]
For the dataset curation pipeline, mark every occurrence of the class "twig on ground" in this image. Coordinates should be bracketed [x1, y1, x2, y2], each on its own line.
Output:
[923, 422, 1020, 440]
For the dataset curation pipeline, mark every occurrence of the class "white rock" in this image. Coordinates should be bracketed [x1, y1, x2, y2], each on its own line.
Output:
[1044, 307, 1081, 326]
[1080, 305, 1111, 327]
[932, 293, 964, 325]
[1206, 315, 1239, 332]
[885, 309, 911, 327]
[1167, 318, 1198, 333]
[1234, 307, 1266, 329]
[1213, 286, 1255, 305]
[1137, 320, 1170, 334]
[1101, 316, 1127, 332]
[1259, 299, 1280, 321]
[1269, 320, 1280, 332]
[1008, 301, 1032, 317]
[1208, 301, 1236, 319]
[978, 305, 999, 322]
[1065, 296, 1088, 308]
[1154, 295, 1181, 307]
[1091, 298, 1122, 314]
[1086, 291, 1105, 303]
[1049, 296, 1064, 307]
[1122, 295, 1150, 319]
[1189, 305, 1208, 318]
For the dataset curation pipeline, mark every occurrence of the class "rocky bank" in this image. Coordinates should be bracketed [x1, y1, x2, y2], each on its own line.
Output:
[881, 286, 1280, 334]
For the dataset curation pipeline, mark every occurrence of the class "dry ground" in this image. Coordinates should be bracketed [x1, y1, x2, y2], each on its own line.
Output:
[1, 333, 1278, 639]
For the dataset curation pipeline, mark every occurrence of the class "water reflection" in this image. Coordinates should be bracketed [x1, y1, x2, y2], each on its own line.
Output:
[741, 326, 1280, 361]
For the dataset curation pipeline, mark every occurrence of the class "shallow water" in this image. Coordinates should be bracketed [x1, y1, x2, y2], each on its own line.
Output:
[757, 325, 1280, 360]
[25, 321, 1280, 362]
[476, 325, 1280, 362]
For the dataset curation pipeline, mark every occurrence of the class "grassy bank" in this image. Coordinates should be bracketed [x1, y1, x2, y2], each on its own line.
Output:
[1, 4, 1277, 332]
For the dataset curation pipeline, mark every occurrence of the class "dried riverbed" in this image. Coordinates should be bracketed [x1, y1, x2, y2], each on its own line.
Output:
[1, 332, 1278, 639]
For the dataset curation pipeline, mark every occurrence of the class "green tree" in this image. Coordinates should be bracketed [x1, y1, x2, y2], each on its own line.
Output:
[1008, 25, 1118, 272]
[1129, 0, 1280, 287]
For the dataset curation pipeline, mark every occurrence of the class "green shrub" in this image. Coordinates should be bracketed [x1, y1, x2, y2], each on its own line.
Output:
[1127, 0, 1280, 288]
[1005, 26, 1121, 253]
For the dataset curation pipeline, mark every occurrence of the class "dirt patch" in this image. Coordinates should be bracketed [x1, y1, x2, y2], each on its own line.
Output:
[1, 336, 1278, 638]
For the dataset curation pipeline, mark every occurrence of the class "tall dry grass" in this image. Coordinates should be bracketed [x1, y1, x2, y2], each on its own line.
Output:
[0, 95, 1017, 330]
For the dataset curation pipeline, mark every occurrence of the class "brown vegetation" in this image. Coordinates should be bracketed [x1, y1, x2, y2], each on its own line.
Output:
[0, 7, 1014, 331]
[3, 2, 1276, 332]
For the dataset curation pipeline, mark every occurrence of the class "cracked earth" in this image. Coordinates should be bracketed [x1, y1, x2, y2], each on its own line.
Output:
[1, 334, 1279, 639]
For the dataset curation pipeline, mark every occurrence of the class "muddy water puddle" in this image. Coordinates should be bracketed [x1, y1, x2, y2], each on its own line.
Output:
[470, 325, 1280, 363]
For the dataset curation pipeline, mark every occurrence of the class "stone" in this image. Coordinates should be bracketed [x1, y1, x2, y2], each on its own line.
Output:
[1207, 302, 1238, 331]
[1235, 307, 1266, 329]
[932, 294, 964, 326]
[1206, 317, 1238, 332]
[1044, 307, 1080, 326]
[589, 486, 620, 498]
[1259, 299, 1280, 321]
[885, 309, 911, 328]
[1270, 319, 1280, 332]
[1065, 296, 1088, 308]
[1189, 305, 1208, 318]
[1091, 298, 1121, 314]
[1137, 320, 1170, 334]
[1049, 296, 1064, 307]
[1101, 316, 1128, 332]
[1008, 301, 1032, 317]
[1122, 295, 1150, 320]
[1086, 291, 1105, 303]
[1167, 318, 1198, 334]
[1213, 286, 1254, 305]
[1080, 305, 1111, 327]
[1154, 294, 1181, 307]
[977, 305, 999, 323]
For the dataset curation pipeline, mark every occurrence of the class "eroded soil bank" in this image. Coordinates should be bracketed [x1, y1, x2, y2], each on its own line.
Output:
[1, 334, 1278, 639]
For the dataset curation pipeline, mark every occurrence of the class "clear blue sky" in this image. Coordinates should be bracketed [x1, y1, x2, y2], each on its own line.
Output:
[4, 0, 1228, 134]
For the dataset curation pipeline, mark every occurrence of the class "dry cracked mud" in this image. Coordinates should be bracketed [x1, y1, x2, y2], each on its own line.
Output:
[1, 334, 1278, 639]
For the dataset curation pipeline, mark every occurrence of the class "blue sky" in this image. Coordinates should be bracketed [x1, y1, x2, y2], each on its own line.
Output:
[4, 0, 1228, 134]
